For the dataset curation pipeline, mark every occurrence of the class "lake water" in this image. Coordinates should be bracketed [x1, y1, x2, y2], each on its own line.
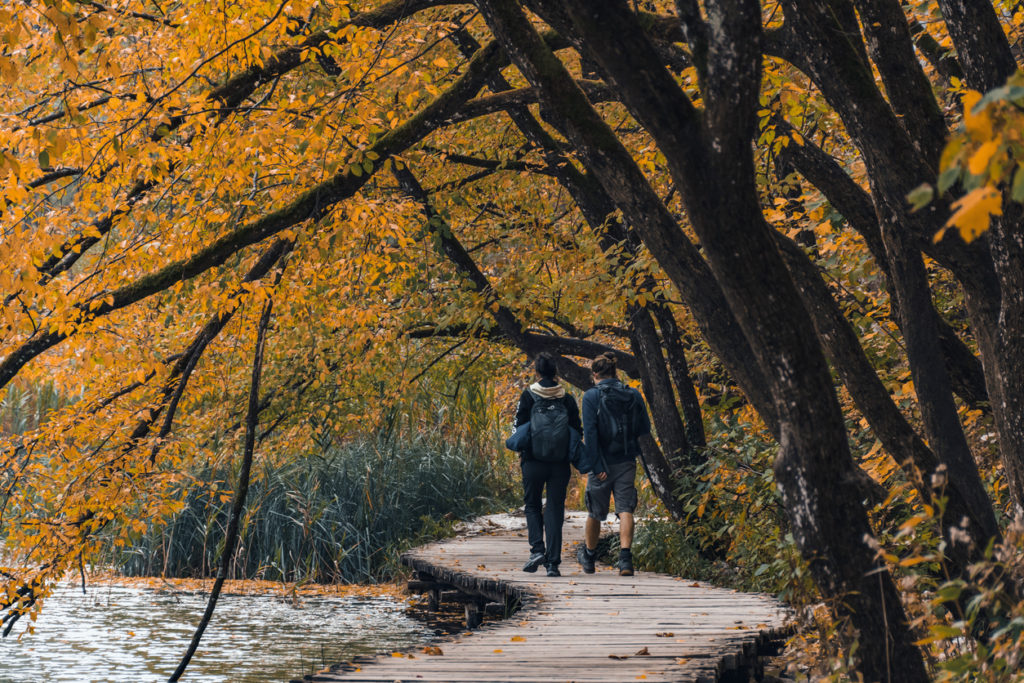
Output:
[0, 583, 435, 682]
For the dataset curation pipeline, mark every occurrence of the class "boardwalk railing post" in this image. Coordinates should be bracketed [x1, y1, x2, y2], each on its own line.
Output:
[464, 601, 482, 629]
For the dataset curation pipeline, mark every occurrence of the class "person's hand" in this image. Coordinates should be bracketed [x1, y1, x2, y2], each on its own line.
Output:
[596, 471, 608, 481]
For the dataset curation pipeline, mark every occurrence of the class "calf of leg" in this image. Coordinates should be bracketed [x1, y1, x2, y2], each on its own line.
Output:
[619, 512, 634, 549]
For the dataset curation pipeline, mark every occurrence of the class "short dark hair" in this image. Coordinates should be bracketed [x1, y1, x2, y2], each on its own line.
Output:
[591, 352, 617, 378]
[535, 352, 558, 379]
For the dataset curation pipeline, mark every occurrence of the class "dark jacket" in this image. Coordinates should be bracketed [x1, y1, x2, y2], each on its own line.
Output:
[512, 379, 582, 461]
[581, 378, 651, 475]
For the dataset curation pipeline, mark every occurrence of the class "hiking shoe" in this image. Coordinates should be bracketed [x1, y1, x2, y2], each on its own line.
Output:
[618, 549, 634, 576]
[546, 564, 561, 577]
[523, 552, 545, 573]
[577, 545, 596, 574]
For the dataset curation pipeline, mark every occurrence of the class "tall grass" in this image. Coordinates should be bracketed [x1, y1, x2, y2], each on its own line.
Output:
[1, 380, 69, 435]
[113, 438, 514, 583]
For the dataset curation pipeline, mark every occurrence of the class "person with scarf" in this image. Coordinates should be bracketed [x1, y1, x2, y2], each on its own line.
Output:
[511, 353, 582, 577]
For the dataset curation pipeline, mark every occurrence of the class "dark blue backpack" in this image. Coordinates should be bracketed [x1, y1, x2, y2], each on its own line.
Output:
[530, 396, 570, 462]
[596, 383, 643, 457]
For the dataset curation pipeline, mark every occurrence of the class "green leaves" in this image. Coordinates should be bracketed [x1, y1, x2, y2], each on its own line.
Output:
[906, 184, 933, 212]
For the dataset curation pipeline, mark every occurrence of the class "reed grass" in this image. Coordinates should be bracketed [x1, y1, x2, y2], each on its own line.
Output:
[113, 438, 513, 583]
[0, 380, 69, 435]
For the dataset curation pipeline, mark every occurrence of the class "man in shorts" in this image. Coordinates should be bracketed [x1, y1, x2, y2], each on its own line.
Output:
[577, 352, 651, 576]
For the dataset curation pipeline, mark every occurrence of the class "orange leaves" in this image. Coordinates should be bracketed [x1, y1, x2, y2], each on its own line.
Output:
[938, 187, 1004, 244]
[926, 76, 1024, 242]
[967, 138, 1002, 176]
[962, 90, 994, 140]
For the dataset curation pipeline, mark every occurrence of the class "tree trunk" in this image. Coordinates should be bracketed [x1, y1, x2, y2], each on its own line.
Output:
[651, 302, 706, 449]
[628, 304, 693, 473]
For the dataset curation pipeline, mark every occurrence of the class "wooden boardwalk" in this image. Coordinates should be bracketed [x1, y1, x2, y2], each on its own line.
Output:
[308, 513, 788, 682]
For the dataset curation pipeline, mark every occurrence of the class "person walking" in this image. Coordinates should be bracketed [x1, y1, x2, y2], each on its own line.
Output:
[577, 352, 651, 576]
[511, 353, 581, 577]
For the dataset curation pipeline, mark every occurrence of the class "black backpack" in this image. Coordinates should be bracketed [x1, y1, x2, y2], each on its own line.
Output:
[530, 396, 570, 462]
[596, 383, 643, 458]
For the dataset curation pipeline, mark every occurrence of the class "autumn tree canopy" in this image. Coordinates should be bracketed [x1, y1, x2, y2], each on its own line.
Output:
[2, 0, 1023, 678]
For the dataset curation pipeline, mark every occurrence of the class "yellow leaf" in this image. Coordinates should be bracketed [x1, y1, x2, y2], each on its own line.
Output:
[945, 186, 1003, 243]
[962, 90, 993, 140]
[967, 138, 1000, 176]
[898, 556, 932, 567]
[510, 635, 526, 642]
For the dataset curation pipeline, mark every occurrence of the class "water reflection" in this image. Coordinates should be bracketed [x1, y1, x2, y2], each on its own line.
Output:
[0, 584, 433, 682]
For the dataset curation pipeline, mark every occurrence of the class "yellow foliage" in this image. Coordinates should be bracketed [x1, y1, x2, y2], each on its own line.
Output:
[967, 137, 1001, 176]
[942, 186, 1004, 243]
[962, 90, 994, 140]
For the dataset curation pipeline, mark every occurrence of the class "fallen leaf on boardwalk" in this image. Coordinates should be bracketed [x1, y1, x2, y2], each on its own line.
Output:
[690, 582, 700, 587]
[422, 646, 443, 656]
[727, 625, 749, 630]
[655, 632, 674, 637]
[609, 654, 629, 660]
[518, 621, 528, 626]
[477, 564, 486, 569]
[510, 635, 526, 642]
[634, 647, 650, 656]
[636, 677, 647, 680]
[493, 649, 503, 653]
[675, 657, 690, 665]
[391, 652, 404, 658]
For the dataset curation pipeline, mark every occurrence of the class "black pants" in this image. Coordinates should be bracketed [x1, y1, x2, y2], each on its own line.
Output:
[521, 458, 571, 566]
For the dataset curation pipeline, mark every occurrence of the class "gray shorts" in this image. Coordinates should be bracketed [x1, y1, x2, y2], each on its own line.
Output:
[585, 460, 637, 521]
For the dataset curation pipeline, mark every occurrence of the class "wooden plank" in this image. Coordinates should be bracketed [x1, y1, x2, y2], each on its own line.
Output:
[303, 513, 788, 683]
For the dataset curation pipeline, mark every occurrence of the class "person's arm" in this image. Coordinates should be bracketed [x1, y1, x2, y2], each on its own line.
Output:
[566, 394, 582, 433]
[634, 389, 652, 437]
[513, 389, 533, 430]
[581, 390, 607, 478]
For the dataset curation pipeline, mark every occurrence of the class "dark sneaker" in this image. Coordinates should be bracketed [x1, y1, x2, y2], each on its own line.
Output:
[618, 549, 634, 576]
[523, 552, 545, 573]
[546, 564, 561, 577]
[576, 545, 596, 574]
